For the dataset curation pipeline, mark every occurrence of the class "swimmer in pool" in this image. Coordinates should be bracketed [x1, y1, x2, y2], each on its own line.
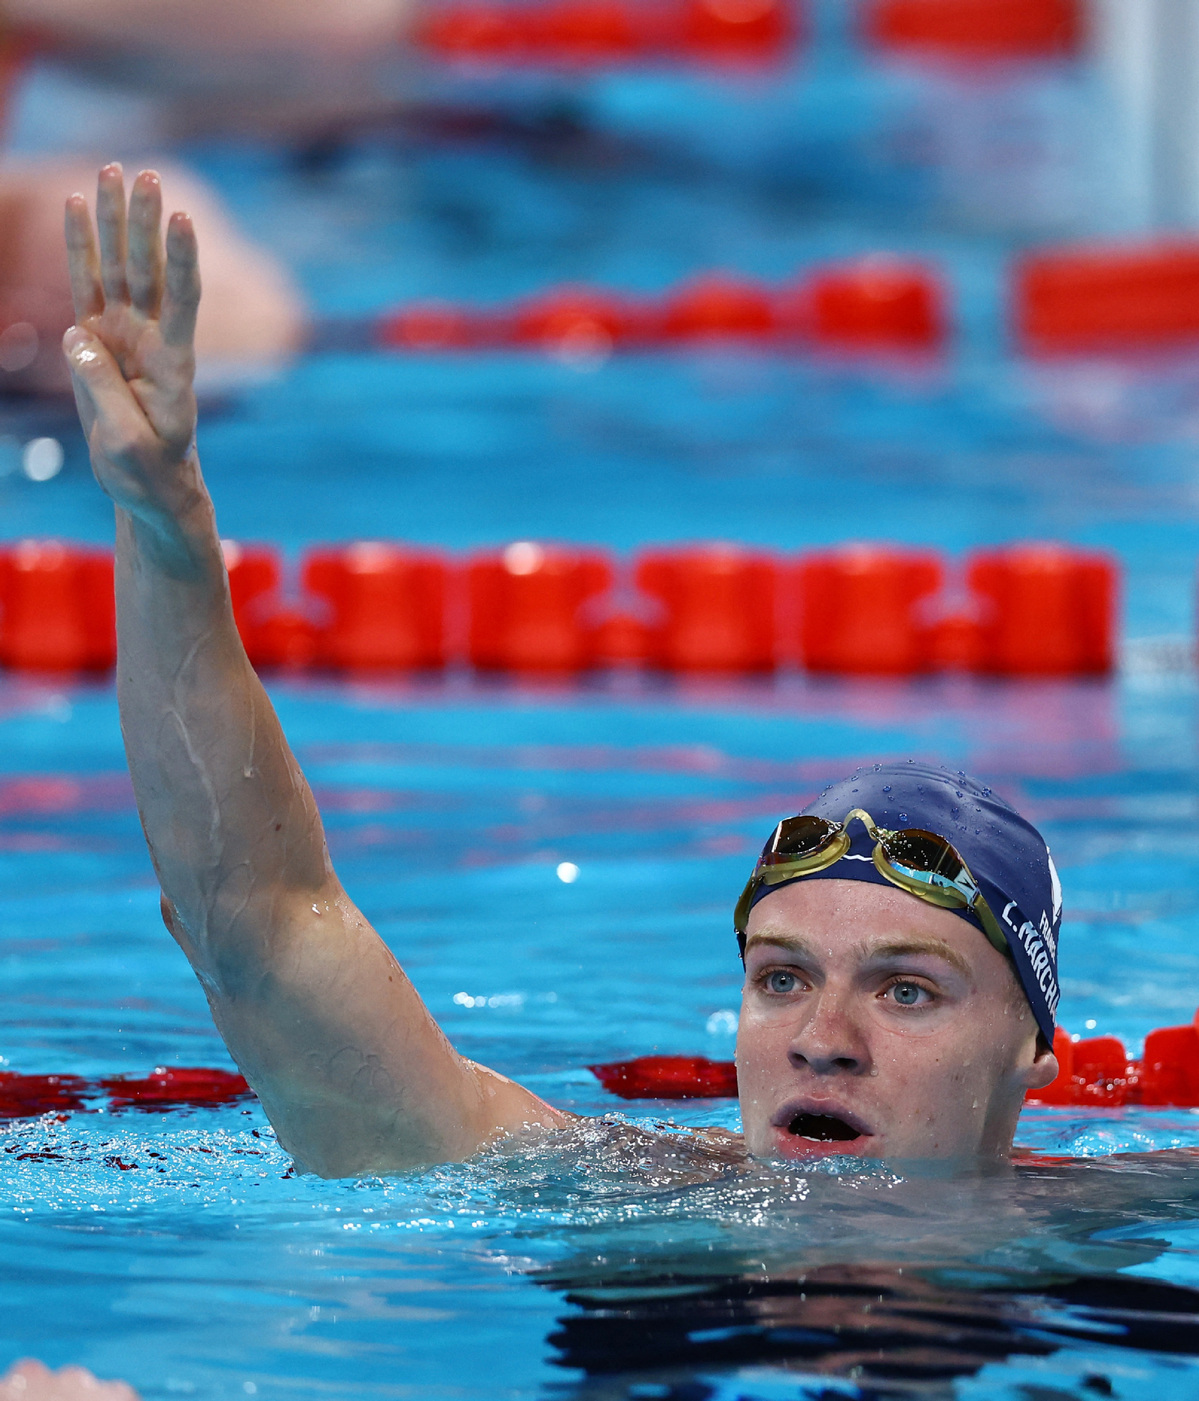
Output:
[62, 164, 1061, 1178]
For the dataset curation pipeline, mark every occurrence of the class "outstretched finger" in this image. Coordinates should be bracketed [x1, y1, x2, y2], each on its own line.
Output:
[127, 170, 164, 319]
[160, 211, 200, 349]
[64, 194, 104, 323]
[96, 163, 130, 307]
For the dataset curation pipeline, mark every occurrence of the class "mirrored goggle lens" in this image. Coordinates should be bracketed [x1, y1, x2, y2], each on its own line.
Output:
[767, 815, 842, 865]
[879, 828, 967, 881]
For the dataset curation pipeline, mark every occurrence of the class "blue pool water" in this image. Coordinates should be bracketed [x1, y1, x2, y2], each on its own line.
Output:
[5, 21, 1199, 1401]
[4, 671, 1199, 1398]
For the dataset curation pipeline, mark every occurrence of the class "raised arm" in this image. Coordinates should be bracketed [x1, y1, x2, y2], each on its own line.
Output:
[63, 164, 568, 1176]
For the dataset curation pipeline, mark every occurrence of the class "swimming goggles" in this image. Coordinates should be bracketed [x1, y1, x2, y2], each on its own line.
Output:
[734, 807, 1009, 956]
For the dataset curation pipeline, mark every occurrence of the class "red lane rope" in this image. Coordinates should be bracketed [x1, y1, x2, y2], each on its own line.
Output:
[591, 1017, 1199, 1105]
[99, 1067, 253, 1112]
[0, 540, 1119, 679]
[3, 1016, 1198, 1124]
[416, 0, 799, 67]
[337, 242, 1199, 361]
[0, 1067, 251, 1122]
[372, 262, 947, 357]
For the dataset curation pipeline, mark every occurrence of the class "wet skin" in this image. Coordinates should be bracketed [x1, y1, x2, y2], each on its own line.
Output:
[735, 879, 1060, 1165]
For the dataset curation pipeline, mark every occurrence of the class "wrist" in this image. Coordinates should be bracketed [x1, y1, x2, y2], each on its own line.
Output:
[119, 457, 223, 581]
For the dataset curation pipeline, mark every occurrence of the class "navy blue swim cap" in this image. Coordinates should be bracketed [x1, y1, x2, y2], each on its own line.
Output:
[743, 760, 1061, 1043]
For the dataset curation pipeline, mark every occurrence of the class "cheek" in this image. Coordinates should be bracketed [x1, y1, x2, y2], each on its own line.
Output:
[873, 1033, 997, 1110]
[734, 1009, 790, 1077]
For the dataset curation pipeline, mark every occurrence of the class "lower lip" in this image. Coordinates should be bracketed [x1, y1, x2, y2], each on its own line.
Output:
[771, 1123, 873, 1160]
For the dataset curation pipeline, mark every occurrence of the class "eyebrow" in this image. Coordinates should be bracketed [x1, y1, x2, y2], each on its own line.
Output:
[744, 932, 809, 955]
[742, 933, 973, 980]
[868, 940, 974, 980]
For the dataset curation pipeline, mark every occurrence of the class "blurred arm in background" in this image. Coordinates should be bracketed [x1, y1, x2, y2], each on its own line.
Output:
[4, 0, 423, 137]
[0, 1359, 140, 1400]
[7, 0, 419, 55]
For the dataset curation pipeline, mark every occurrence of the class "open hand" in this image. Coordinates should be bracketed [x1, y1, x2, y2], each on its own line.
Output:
[0, 1359, 140, 1400]
[63, 163, 202, 533]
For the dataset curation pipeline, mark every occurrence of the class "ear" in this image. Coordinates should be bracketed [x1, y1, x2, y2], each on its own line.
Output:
[1017, 1034, 1060, 1093]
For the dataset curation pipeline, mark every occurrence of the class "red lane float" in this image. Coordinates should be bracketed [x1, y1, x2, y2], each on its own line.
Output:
[0, 1067, 252, 1122]
[220, 540, 317, 670]
[803, 258, 945, 350]
[591, 1055, 739, 1099]
[417, 0, 798, 65]
[966, 544, 1116, 677]
[589, 610, 656, 667]
[1015, 241, 1199, 354]
[0, 541, 115, 672]
[512, 284, 651, 356]
[303, 543, 449, 671]
[865, 0, 1083, 58]
[662, 274, 777, 342]
[0, 1072, 89, 1120]
[469, 542, 613, 671]
[635, 545, 780, 672]
[101, 1066, 252, 1112]
[683, 0, 792, 57]
[1028, 1020, 1199, 1109]
[795, 545, 944, 675]
[223, 541, 281, 638]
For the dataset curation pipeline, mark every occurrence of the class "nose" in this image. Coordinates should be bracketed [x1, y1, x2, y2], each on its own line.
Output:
[787, 988, 871, 1076]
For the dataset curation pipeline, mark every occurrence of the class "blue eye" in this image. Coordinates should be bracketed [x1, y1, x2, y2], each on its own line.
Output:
[765, 970, 798, 994]
[891, 982, 925, 1006]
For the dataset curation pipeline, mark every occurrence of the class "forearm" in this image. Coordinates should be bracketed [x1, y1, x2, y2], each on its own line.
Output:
[114, 461, 330, 988]
[67, 164, 569, 1175]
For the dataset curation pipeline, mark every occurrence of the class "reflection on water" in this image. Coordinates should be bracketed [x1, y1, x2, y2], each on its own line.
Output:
[546, 1267, 1199, 1399]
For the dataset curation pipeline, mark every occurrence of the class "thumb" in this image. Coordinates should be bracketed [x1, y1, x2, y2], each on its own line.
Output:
[62, 326, 145, 447]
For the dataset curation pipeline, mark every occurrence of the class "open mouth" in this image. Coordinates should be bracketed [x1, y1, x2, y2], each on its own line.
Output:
[787, 1112, 863, 1143]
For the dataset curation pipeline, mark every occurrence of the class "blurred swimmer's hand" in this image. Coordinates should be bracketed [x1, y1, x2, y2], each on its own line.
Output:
[63, 164, 203, 546]
[4, 158, 302, 395]
[0, 1359, 140, 1400]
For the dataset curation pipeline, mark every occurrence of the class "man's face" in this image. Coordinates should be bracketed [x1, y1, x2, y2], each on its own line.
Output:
[736, 878, 1058, 1164]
